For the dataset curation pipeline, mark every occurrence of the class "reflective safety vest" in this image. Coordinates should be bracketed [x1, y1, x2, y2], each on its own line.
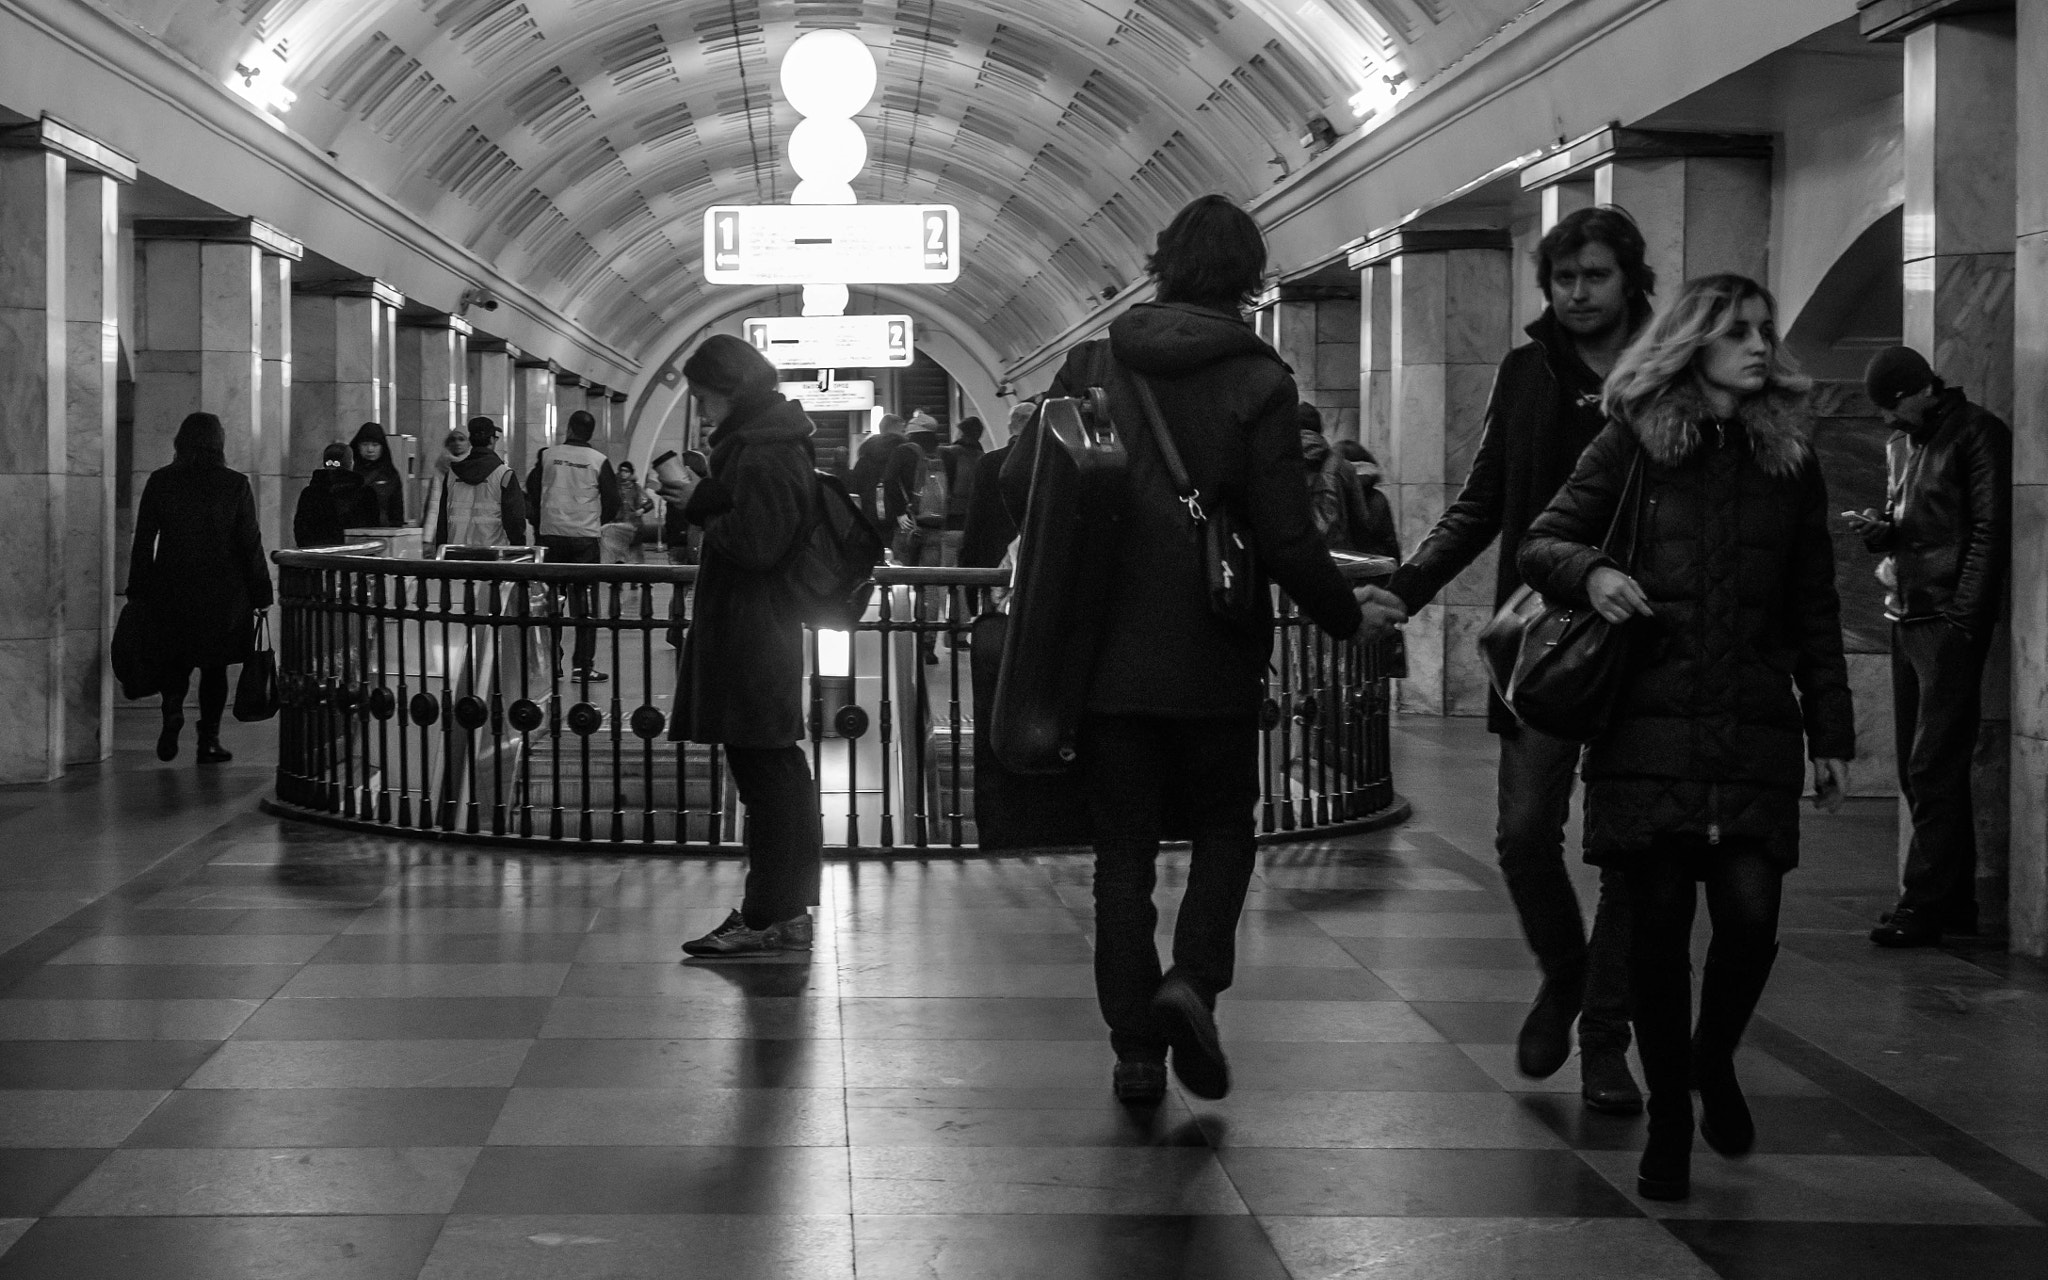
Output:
[442, 464, 514, 547]
[536, 443, 608, 538]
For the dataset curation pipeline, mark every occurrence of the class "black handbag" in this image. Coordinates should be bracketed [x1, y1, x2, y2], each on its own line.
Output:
[1125, 369, 1261, 635]
[234, 613, 279, 722]
[111, 598, 160, 701]
[1478, 449, 1646, 742]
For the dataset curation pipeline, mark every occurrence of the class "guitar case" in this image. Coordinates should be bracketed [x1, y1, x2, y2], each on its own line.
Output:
[990, 353, 1127, 775]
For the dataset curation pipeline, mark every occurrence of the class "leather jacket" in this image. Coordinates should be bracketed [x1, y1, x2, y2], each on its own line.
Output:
[1861, 389, 2010, 637]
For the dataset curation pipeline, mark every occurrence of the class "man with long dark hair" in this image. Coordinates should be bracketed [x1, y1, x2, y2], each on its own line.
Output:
[1383, 206, 1655, 1112]
[1000, 195, 1400, 1104]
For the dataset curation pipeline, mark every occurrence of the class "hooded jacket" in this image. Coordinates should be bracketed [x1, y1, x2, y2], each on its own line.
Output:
[1857, 388, 2010, 638]
[1301, 427, 1376, 555]
[294, 467, 380, 548]
[671, 390, 818, 748]
[349, 423, 407, 526]
[432, 447, 527, 546]
[1349, 453, 1401, 562]
[999, 301, 1363, 719]
[1385, 309, 1614, 731]
[1517, 382, 1855, 865]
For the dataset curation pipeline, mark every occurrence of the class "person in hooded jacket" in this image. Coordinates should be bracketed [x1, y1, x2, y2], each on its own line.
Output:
[1519, 273, 1854, 1202]
[294, 442, 381, 547]
[1336, 441, 1401, 562]
[350, 422, 407, 525]
[660, 335, 825, 958]
[849, 413, 913, 527]
[128, 412, 274, 764]
[1298, 403, 1374, 554]
[1000, 194, 1404, 1106]
[430, 417, 527, 548]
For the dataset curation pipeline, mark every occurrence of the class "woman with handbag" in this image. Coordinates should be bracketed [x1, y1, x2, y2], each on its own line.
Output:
[998, 195, 1403, 1106]
[1517, 274, 1854, 1201]
[127, 412, 274, 763]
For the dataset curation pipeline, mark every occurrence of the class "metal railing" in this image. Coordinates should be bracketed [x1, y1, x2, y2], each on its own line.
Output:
[268, 548, 1404, 853]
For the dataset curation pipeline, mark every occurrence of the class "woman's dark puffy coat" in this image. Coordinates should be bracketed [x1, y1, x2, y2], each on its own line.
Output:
[350, 423, 406, 526]
[1518, 383, 1854, 866]
[671, 391, 817, 749]
[128, 460, 274, 669]
[999, 302, 1363, 718]
[293, 469, 380, 547]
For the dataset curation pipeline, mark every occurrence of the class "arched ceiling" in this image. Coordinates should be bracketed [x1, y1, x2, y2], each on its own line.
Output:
[124, 0, 1537, 366]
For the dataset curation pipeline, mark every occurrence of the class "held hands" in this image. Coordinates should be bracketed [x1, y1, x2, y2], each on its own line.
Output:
[1585, 567, 1655, 625]
[1811, 758, 1851, 813]
[1353, 584, 1407, 642]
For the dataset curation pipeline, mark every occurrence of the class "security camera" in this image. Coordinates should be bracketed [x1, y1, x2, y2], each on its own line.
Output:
[995, 381, 1014, 398]
[1300, 115, 1338, 154]
[457, 286, 500, 315]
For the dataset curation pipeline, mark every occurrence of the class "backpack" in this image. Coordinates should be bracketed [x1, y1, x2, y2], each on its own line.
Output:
[781, 470, 888, 628]
[942, 445, 978, 522]
[912, 448, 949, 527]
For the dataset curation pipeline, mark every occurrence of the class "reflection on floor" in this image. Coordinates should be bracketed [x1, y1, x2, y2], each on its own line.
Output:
[0, 711, 2042, 1278]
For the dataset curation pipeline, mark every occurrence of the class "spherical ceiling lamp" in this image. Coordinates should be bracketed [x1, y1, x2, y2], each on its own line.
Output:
[802, 284, 850, 316]
[787, 117, 868, 186]
[790, 180, 857, 205]
[779, 29, 877, 120]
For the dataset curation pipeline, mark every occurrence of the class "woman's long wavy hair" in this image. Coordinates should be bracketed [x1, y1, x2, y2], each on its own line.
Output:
[1602, 273, 1810, 423]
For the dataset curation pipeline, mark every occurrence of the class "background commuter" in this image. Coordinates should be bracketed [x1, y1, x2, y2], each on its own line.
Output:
[1520, 273, 1854, 1202]
[1298, 403, 1373, 554]
[293, 442, 379, 548]
[1335, 440, 1401, 561]
[601, 460, 656, 563]
[128, 412, 274, 764]
[430, 417, 526, 549]
[959, 400, 1035, 570]
[1845, 345, 2011, 948]
[526, 409, 621, 683]
[350, 422, 406, 526]
[661, 335, 825, 957]
[1000, 194, 1398, 1106]
[849, 412, 910, 527]
[1382, 206, 1656, 1112]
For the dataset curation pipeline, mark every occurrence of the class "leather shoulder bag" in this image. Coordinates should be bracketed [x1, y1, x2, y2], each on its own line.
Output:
[1124, 368, 1261, 636]
[1477, 448, 1646, 742]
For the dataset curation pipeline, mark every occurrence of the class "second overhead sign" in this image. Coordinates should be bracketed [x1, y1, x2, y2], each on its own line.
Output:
[743, 314, 915, 369]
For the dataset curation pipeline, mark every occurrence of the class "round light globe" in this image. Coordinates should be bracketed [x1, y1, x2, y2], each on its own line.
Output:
[780, 29, 877, 119]
[787, 117, 867, 185]
[802, 284, 850, 316]
[790, 179, 857, 205]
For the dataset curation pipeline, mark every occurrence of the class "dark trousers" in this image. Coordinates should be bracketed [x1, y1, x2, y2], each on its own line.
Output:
[1496, 724, 1632, 1050]
[538, 536, 601, 671]
[724, 744, 824, 928]
[1892, 620, 1990, 919]
[160, 664, 230, 732]
[1080, 714, 1260, 1062]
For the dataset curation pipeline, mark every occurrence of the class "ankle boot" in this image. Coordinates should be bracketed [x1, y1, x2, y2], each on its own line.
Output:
[1632, 956, 1694, 1201]
[196, 728, 232, 764]
[1693, 942, 1778, 1158]
[157, 713, 184, 762]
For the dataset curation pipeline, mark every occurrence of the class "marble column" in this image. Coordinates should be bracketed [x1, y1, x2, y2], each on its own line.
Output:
[1358, 261, 1393, 467]
[132, 219, 302, 565]
[585, 385, 612, 455]
[609, 391, 630, 460]
[398, 312, 471, 453]
[555, 372, 587, 439]
[0, 142, 71, 781]
[511, 357, 556, 475]
[63, 164, 128, 765]
[1260, 287, 1363, 440]
[2013, 0, 2048, 957]
[255, 253, 292, 561]
[1900, 10, 2018, 932]
[468, 339, 515, 439]
[1352, 229, 1514, 716]
[289, 279, 403, 541]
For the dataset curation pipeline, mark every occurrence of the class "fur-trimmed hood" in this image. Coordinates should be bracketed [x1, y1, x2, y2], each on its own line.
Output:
[1624, 381, 1812, 479]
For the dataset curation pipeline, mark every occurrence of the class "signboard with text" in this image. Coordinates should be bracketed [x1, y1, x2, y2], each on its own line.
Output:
[744, 314, 914, 369]
[704, 205, 959, 284]
[779, 378, 876, 412]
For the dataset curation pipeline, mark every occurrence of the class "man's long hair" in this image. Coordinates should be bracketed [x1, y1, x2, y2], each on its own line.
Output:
[1603, 274, 1810, 423]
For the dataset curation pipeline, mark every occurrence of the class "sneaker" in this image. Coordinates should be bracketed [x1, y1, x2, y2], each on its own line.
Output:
[1113, 1060, 1167, 1106]
[764, 912, 814, 951]
[572, 668, 609, 684]
[682, 910, 777, 957]
[1150, 973, 1230, 1100]
[1580, 1045, 1644, 1115]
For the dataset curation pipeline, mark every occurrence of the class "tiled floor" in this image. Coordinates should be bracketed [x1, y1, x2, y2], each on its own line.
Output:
[0, 712, 2043, 1277]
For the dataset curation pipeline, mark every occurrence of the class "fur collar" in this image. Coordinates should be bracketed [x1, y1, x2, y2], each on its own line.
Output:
[1626, 381, 1811, 479]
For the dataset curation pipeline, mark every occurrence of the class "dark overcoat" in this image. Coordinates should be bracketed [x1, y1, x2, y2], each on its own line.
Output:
[1517, 383, 1856, 866]
[128, 460, 274, 669]
[671, 392, 817, 748]
[998, 302, 1362, 719]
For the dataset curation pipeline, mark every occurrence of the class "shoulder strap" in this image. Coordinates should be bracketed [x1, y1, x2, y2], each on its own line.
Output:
[1121, 363, 1206, 528]
[1600, 447, 1647, 570]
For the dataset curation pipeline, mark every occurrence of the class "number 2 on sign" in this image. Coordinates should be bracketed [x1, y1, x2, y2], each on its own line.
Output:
[924, 214, 948, 269]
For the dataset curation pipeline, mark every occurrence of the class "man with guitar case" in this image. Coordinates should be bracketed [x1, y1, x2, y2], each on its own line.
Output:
[994, 195, 1404, 1106]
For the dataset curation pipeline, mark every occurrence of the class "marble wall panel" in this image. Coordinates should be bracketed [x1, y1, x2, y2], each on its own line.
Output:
[1266, 300, 1316, 381]
[1907, 16, 2019, 261]
[2011, 482, 2048, 740]
[1392, 365, 1447, 486]
[197, 243, 259, 355]
[471, 349, 513, 428]
[1443, 250, 1512, 366]
[1316, 341, 1361, 392]
[0, 638, 60, 783]
[1442, 604, 1494, 718]
[2011, 732, 2048, 953]
[1397, 604, 1446, 716]
[1318, 298, 1361, 344]
[1511, 211, 1544, 332]
[1843, 651, 1899, 798]
[61, 624, 102, 766]
[1328, 407, 1360, 444]
[1391, 481, 1454, 566]
[2014, 233, 2048, 486]
[1362, 264, 1391, 372]
[1363, 371, 1393, 464]
[1443, 363, 1499, 481]
[139, 240, 199, 353]
[1682, 156, 1773, 283]
[0, 305, 59, 477]
[0, 474, 60, 638]
[1599, 156, 1687, 302]
[198, 349, 261, 472]
[1391, 255, 1447, 365]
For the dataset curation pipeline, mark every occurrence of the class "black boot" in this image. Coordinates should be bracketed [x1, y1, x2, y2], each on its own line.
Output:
[157, 713, 184, 763]
[1632, 956, 1694, 1201]
[1516, 966, 1583, 1080]
[196, 727, 232, 764]
[1693, 942, 1777, 1158]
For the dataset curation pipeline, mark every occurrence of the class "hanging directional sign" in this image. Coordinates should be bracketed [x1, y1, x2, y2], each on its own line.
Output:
[779, 378, 876, 412]
[703, 204, 959, 284]
[743, 314, 914, 369]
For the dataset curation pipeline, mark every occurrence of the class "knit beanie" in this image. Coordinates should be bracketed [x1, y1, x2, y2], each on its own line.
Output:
[1863, 345, 1936, 411]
